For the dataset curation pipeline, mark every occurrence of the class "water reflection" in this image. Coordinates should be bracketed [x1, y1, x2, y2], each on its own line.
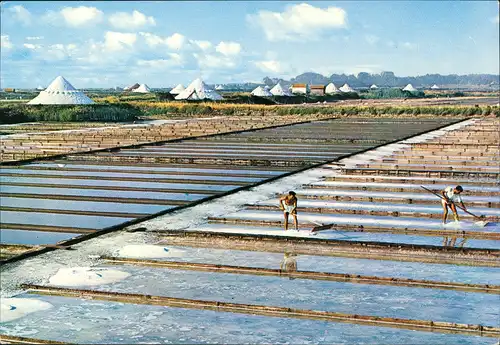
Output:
[442, 236, 468, 248]
[280, 252, 298, 276]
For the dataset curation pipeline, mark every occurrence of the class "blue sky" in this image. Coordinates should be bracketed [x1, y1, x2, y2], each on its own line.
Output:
[1, 1, 499, 88]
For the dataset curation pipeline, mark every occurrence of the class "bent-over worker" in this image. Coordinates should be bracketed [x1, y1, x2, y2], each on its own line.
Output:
[441, 185, 466, 224]
[279, 191, 298, 231]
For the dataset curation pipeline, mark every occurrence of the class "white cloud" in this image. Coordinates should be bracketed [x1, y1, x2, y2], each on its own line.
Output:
[215, 41, 241, 56]
[255, 60, 282, 73]
[248, 3, 347, 41]
[1, 35, 13, 49]
[365, 34, 379, 45]
[104, 32, 137, 51]
[194, 53, 236, 69]
[386, 40, 396, 48]
[140, 32, 166, 47]
[26, 36, 44, 40]
[59, 6, 104, 27]
[109, 10, 156, 30]
[402, 42, 417, 50]
[23, 43, 42, 50]
[45, 44, 79, 60]
[9, 5, 32, 25]
[165, 33, 185, 50]
[137, 53, 184, 69]
[191, 40, 212, 51]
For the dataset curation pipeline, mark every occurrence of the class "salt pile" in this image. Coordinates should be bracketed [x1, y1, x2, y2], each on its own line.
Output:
[251, 86, 272, 97]
[0, 298, 53, 323]
[116, 245, 185, 258]
[325, 83, 338, 94]
[402, 84, 417, 92]
[270, 83, 292, 96]
[339, 83, 355, 93]
[27, 76, 94, 105]
[175, 78, 223, 100]
[169, 84, 185, 95]
[132, 84, 151, 93]
[48, 267, 130, 287]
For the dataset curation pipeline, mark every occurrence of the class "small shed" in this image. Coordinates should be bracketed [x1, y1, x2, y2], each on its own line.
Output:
[291, 83, 308, 95]
[310, 85, 325, 96]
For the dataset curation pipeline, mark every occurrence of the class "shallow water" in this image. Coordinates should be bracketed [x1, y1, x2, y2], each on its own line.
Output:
[0, 229, 77, 245]
[24, 164, 287, 176]
[118, 243, 500, 285]
[0, 294, 490, 344]
[0, 186, 209, 201]
[1, 169, 262, 183]
[1, 177, 240, 192]
[75, 265, 498, 326]
[0, 197, 169, 214]
[0, 211, 133, 229]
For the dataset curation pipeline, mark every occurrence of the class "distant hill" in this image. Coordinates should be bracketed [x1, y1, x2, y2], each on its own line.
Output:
[278, 71, 499, 88]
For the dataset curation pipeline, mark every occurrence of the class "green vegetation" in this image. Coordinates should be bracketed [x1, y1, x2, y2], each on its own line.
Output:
[361, 89, 425, 99]
[0, 104, 141, 124]
[132, 101, 499, 118]
[1, 100, 497, 125]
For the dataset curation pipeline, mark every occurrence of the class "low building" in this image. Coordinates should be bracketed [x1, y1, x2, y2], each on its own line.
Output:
[291, 83, 308, 95]
[310, 85, 325, 96]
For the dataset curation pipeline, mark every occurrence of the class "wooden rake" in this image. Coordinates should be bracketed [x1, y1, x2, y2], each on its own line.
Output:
[420, 186, 490, 228]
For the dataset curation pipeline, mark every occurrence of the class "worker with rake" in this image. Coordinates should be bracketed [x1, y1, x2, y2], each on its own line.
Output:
[441, 185, 466, 225]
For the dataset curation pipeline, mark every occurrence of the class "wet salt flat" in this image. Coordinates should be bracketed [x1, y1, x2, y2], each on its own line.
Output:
[1, 177, 240, 192]
[191, 223, 500, 249]
[109, 150, 337, 159]
[0, 186, 209, 201]
[139, 147, 349, 155]
[217, 209, 500, 232]
[255, 199, 500, 216]
[66, 265, 498, 326]
[2, 118, 498, 343]
[0, 294, 489, 345]
[0, 169, 262, 183]
[24, 164, 287, 176]
[296, 189, 498, 203]
[0, 198, 168, 214]
[311, 180, 500, 193]
[0, 229, 77, 245]
[0, 211, 133, 229]
[326, 173, 500, 185]
[116, 243, 500, 284]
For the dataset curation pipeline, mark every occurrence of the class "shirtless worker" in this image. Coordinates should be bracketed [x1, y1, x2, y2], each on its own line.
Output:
[441, 185, 467, 224]
[279, 191, 298, 231]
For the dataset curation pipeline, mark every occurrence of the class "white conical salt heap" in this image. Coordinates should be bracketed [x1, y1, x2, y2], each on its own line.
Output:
[28, 76, 94, 105]
[370, 84, 378, 89]
[169, 84, 185, 95]
[430, 84, 440, 90]
[325, 83, 338, 94]
[270, 83, 292, 96]
[36, 85, 45, 91]
[339, 83, 354, 92]
[133, 84, 151, 93]
[402, 83, 417, 92]
[175, 78, 223, 100]
[251, 86, 272, 97]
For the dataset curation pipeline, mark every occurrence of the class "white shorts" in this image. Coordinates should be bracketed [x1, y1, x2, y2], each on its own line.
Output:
[282, 202, 296, 214]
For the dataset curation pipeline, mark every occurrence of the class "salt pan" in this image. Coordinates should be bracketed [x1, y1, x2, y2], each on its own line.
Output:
[0, 298, 53, 323]
[48, 267, 130, 287]
[116, 245, 186, 259]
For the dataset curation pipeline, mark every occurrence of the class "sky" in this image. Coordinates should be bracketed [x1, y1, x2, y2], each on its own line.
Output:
[1, 1, 499, 88]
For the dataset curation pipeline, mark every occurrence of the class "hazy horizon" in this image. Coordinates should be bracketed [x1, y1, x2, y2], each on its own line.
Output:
[1, 1, 499, 88]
